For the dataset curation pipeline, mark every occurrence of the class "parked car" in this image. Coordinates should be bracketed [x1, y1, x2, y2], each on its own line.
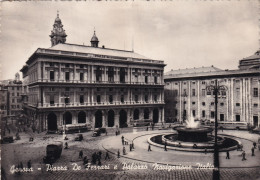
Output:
[92, 128, 101, 137]
[1, 136, 14, 144]
[74, 134, 83, 141]
[43, 141, 63, 164]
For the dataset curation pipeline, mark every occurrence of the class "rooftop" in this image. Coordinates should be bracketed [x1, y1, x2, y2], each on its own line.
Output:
[165, 66, 222, 76]
[49, 43, 150, 60]
[241, 50, 260, 61]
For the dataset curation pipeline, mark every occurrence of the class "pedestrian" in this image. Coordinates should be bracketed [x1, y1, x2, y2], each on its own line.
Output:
[83, 156, 88, 165]
[130, 144, 132, 151]
[251, 147, 255, 156]
[242, 151, 246, 161]
[117, 149, 120, 158]
[8, 128, 10, 134]
[132, 142, 135, 149]
[106, 130, 108, 136]
[226, 150, 230, 159]
[65, 142, 68, 149]
[105, 151, 110, 160]
[98, 151, 102, 160]
[98, 159, 101, 166]
[92, 153, 97, 164]
[164, 141, 167, 151]
[123, 146, 126, 155]
[146, 126, 149, 131]
[27, 160, 31, 169]
[20, 162, 23, 169]
[79, 150, 83, 158]
[204, 148, 207, 154]
[253, 142, 257, 149]
[115, 131, 118, 136]
[121, 136, 124, 145]
[148, 144, 152, 151]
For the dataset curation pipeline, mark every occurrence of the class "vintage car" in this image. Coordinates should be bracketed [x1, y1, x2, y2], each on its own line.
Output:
[43, 141, 63, 164]
[1, 136, 14, 144]
[92, 128, 101, 137]
[74, 134, 83, 141]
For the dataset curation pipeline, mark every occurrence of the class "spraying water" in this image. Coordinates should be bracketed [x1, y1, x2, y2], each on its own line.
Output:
[185, 116, 200, 129]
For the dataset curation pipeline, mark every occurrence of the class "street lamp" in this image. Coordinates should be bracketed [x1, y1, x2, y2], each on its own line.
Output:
[61, 95, 70, 135]
[206, 79, 227, 180]
[181, 89, 188, 124]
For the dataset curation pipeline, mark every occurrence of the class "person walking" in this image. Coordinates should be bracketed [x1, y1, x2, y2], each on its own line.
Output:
[27, 160, 31, 169]
[251, 147, 255, 156]
[164, 141, 167, 151]
[123, 147, 126, 155]
[79, 150, 83, 158]
[148, 144, 152, 151]
[226, 150, 230, 159]
[105, 151, 110, 160]
[242, 151, 247, 161]
[117, 149, 120, 158]
[121, 136, 125, 145]
[204, 148, 207, 154]
[98, 151, 102, 160]
[253, 142, 257, 149]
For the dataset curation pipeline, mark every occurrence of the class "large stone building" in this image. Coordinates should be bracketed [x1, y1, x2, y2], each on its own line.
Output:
[20, 13, 165, 132]
[0, 73, 23, 120]
[164, 50, 260, 127]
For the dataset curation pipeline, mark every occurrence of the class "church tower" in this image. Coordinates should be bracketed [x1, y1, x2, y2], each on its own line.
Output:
[90, 31, 99, 47]
[50, 11, 67, 46]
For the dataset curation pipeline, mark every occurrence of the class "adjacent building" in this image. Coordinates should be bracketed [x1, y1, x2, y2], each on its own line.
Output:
[164, 51, 260, 127]
[20, 13, 165, 132]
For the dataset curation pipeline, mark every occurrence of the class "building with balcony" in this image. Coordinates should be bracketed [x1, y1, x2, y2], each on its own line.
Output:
[20, 13, 165, 132]
[164, 50, 260, 127]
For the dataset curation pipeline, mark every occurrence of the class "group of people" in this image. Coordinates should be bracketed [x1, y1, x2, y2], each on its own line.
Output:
[226, 142, 258, 161]
[120, 136, 135, 155]
[78, 150, 111, 167]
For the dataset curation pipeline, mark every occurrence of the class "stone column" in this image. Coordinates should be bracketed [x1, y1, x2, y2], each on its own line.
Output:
[197, 80, 200, 119]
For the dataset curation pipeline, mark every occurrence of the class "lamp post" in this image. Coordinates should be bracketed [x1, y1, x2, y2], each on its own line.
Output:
[61, 95, 70, 135]
[206, 79, 227, 180]
[182, 90, 188, 124]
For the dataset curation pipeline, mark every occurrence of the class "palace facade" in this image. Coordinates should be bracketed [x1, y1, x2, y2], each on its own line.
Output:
[164, 51, 260, 127]
[20, 13, 165, 132]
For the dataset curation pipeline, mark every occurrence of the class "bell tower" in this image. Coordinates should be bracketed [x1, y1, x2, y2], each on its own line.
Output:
[50, 11, 67, 46]
[90, 30, 99, 47]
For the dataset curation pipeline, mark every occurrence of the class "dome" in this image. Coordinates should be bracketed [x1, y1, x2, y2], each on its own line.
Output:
[91, 31, 99, 42]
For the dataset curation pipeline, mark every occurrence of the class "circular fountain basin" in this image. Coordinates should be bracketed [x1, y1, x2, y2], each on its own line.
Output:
[175, 126, 213, 142]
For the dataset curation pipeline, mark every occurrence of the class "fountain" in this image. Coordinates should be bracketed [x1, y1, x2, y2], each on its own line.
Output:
[175, 116, 213, 142]
[149, 116, 240, 152]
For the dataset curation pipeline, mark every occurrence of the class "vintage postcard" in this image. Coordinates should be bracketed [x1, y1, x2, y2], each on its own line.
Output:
[0, 1, 260, 180]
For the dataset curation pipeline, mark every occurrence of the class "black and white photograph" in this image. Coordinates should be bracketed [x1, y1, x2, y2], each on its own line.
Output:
[0, 1, 260, 180]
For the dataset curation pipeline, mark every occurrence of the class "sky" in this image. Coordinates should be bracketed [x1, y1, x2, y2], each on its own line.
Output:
[0, 1, 259, 80]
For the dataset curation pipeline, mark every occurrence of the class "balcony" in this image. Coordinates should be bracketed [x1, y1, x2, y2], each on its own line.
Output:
[37, 101, 165, 108]
[34, 79, 165, 86]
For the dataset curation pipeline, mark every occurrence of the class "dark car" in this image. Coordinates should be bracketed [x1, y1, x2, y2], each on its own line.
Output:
[43, 141, 63, 164]
[92, 128, 101, 137]
[75, 134, 83, 141]
[1, 136, 14, 144]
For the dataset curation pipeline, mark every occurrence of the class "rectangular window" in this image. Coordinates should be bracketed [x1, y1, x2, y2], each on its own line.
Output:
[220, 103, 224, 106]
[211, 102, 214, 106]
[192, 110, 196, 117]
[192, 102, 195, 105]
[65, 63, 70, 68]
[192, 89, 195, 96]
[253, 88, 258, 97]
[17, 87, 19, 90]
[50, 87, 55, 91]
[17, 105, 20, 109]
[50, 95, 54, 105]
[207, 91, 211, 95]
[220, 114, 224, 121]
[50, 71, 54, 81]
[253, 103, 258, 107]
[80, 73, 84, 81]
[121, 95, 124, 103]
[109, 95, 113, 104]
[65, 97, 70, 104]
[80, 88, 84, 91]
[202, 81, 205, 84]
[202, 102, 206, 106]
[97, 95, 101, 104]
[202, 89, 205, 96]
[211, 111, 215, 118]
[145, 95, 148, 103]
[108, 67, 114, 82]
[175, 109, 178, 116]
[65, 87, 70, 92]
[236, 115, 240, 122]
[202, 110, 205, 118]
[135, 95, 138, 103]
[12, 99, 15, 103]
[154, 95, 157, 102]
[236, 103, 240, 107]
[154, 76, 158, 84]
[145, 76, 148, 84]
[80, 95, 84, 104]
[65, 72, 70, 81]
[221, 91, 226, 96]
[17, 93, 19, 96]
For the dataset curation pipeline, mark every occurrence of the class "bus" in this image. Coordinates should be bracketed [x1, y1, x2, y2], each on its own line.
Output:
[218, 121, 248, 130]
